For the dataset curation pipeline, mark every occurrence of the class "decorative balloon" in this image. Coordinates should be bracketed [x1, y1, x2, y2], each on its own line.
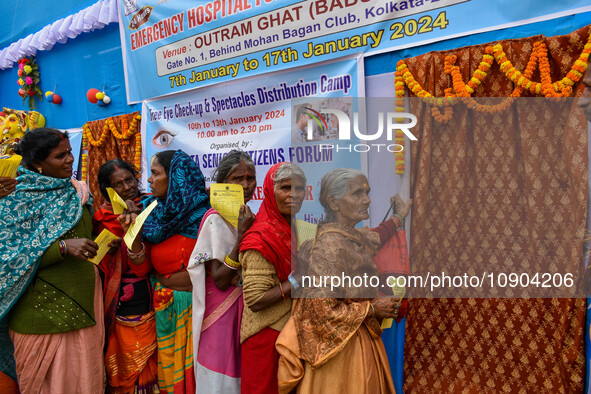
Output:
[87, 88, 100, 103]
[87, 88, 111, 106]
[45, 90, 62, 105]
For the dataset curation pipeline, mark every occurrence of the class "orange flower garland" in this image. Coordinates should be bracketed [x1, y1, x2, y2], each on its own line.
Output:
[393, 30, 591, 175]
[84, 123, 109, 146]
[396, 31, 590, 117]
[81, 153, 88, 182]
[81, 114, 142, 180]
[134, 131, 142, 173]
[394, 95, 405, 174]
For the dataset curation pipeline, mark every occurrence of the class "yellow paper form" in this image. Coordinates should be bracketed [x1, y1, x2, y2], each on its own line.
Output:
[106, 187, 129, 214]
[0, 155, 22, 178]
[210, 184, 244, 228]
[381, 277, 406, 329]
[88, 229, 120, 265]
[123, 200, 158, 248]
[295, 219, 317, 250]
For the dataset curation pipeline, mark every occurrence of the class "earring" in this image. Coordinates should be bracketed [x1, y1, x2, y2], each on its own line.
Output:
[37, 167, 43, 174]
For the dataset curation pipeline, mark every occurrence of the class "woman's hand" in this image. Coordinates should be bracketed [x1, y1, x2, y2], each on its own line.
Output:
[156, 271, 192, 292]
[63, 238, 99, 260]
[392, 194, 413, 219]
[0, 177, 16, 198]
[237, 205, 255, 238]
[117, 200, 142, 233]
[208, 260, 241, 291]
[107, 238, 122, 255]
[370, 298, 401, 319]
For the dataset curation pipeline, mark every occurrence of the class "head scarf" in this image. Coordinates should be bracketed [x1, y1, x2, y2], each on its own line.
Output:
[142, 150, 210, 244]
[240, 162, 292, 281]
[0, 167, 92, 380]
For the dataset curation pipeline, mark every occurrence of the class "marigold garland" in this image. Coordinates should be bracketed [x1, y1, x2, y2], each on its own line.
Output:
[393, 30, 591, 175]
[82, 114, 142, 180]
[81, 153, 88, 182]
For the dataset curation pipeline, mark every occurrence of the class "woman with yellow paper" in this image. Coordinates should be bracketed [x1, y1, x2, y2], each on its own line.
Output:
[276, 168, 411, 394]
[93, 159, 158, 394]
[0, 128, 103, 393]
[121, 150, 210, 394]
[187, 150, 256, 393]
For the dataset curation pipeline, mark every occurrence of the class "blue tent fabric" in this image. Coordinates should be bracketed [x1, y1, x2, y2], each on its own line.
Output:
[0, 0, 96, 49]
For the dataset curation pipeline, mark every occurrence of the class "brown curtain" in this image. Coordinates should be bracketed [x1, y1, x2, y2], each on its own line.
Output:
[85, 111, 141, 210]
[403, 26, 589, 392]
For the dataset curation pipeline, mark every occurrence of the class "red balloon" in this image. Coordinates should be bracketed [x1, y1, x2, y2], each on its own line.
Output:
[52, 93, 62, 104]
[27, 89, 35, 97]
[18, 89, 25, 97]
[87, 88, 100, 103]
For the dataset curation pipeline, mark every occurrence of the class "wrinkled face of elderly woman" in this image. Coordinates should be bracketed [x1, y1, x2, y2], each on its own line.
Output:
[330, 175, 371, 227]
[275, 175, 306, 220]
[37, 139, 74, 179]
[109, 167, 139, 201]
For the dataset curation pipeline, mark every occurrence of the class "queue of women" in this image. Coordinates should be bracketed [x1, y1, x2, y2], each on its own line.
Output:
[0, 127, 411, 394]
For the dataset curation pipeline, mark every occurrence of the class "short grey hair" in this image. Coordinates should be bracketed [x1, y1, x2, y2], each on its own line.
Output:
[273, 162, 306, 190]
[212, 150, 255, 183]
[319, 168, 365, 222]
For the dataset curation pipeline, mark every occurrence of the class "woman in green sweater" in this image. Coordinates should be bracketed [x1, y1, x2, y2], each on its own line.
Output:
[0, 128, 104, 393]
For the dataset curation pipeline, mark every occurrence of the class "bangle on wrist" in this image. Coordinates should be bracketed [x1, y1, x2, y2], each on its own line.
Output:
[288, 272, 300, 290]
[224, 254, 241, 270]
[127, 243, 146, 260]
[393, 213, 405, 229]
[58, 240, 67, 257]
[279, 282, 286, 299]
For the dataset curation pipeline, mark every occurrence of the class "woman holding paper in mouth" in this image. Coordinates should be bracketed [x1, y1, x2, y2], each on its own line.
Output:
[120, 149, 210, 394]
[187, 150, 256, 393]
[0, 128, 103, 393]
[93, 159, 158, 394]
[275, 168, 412, 394]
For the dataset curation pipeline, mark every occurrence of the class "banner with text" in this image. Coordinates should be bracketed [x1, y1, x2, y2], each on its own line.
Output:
[119, 0, 590, 102]
[142, 57, 362, 215]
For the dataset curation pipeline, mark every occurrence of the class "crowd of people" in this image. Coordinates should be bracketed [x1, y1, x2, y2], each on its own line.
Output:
[0, 127, 411, 394]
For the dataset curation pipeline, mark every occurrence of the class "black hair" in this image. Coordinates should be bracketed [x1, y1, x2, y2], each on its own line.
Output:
[212, 149, 255, 183]
[14, 128, 69, 170]
[97, 159, 139, 200]
[152, 150, 176, 176]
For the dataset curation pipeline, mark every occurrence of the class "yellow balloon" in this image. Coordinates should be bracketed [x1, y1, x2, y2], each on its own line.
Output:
[45, 91, 53, 97]
[96, 92, 105, 100]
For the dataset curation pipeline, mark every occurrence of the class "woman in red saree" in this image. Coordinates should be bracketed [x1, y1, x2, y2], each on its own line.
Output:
[239, 162, 307, 394]
[93, 159, 158, 394]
